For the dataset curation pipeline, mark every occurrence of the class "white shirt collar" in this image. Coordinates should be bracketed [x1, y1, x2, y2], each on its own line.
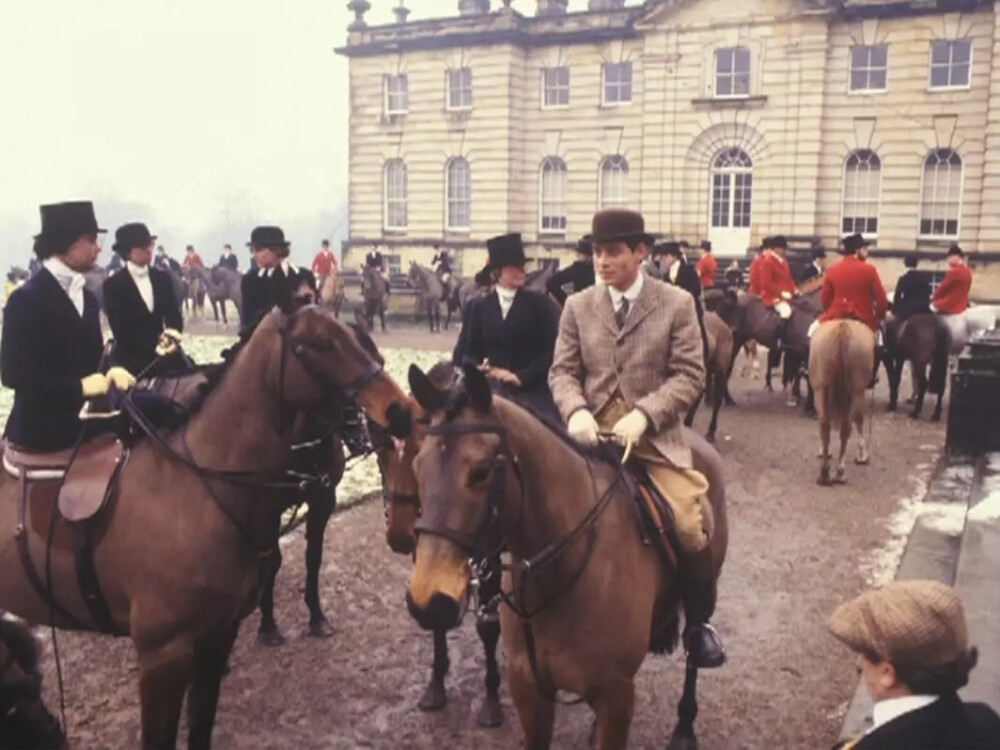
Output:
[42, 257, 86, 315]
[127, 260, 150, 278]
[495, 284, 517, 302]
[607, 272, 644, 310]
[870, 695, 939, 733]
[259, 260, 297, 278]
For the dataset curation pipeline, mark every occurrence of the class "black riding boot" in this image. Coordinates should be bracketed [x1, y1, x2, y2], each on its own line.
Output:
[680, 545, 726, 669]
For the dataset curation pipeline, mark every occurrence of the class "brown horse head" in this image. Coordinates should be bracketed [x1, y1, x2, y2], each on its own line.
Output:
[0, 618, 68, 750]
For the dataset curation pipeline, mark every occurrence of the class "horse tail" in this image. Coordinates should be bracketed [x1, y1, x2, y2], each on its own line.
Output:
[829, 322, 854, 417]
[929, 319, 952, 395]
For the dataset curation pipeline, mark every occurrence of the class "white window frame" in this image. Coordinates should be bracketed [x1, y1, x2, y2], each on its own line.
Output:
[539, 157, 568, 234]
[446, 68, 472, 112]
[918, 149, 963, 239]
[714, 47, 751, 99]
[445, 157, 471, 232]
[601, 62, 632, 107]
[709, 148, 753, 229]
[928, 40, 972, 91]
[383, 159, 408, 231]
[541, 66, 570, 109]
[840, 149, 882, 238]
[384, 73, 409, 116]
[598, 155, 629, 209]
[848, 45, 888, 94]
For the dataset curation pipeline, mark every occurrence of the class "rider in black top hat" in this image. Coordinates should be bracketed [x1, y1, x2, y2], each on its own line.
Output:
[103, 223, 185, 377]
[893, 253, 933, 320]
[1, 202, 136, 451]
[654, 241, 709, 364]
[545, 235, 596, 306]
[240, 226, 317, 337]
[799, 247, 827, 284]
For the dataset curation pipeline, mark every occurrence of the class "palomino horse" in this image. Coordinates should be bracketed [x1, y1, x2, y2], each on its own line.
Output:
[0, 616, 67, 750]
[362, 265, 388, 332]
[405, 364, 728, 750]
[407, 263, 443, 333]
[375, 361, 505, 728]
[809, 319, 874, 485]
[0, 302, 415, 749]
[318, 266, 346, 319]
[684, 311, 735, 443]
[884, 313, 951, 421]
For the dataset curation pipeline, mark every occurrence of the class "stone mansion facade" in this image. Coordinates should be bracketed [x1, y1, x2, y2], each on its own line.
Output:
[337, 0, 1000, 296]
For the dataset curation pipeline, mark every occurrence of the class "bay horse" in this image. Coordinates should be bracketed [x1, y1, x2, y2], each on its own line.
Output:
[0, 301, 415, 749]
[406, 263, 443, 333]
[0, 616, 67, 750]
[318, 266, 346, 319]
[375, 361, 504, 728]
[684, 311, 734, 443]
[809, 319, 874, 485]
[884, 313, 951, 421]
[362, 265, 388, 332]
[405, 363, 728, 750]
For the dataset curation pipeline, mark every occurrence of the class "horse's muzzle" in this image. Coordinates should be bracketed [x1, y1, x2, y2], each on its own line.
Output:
[406, 591, 463, 632]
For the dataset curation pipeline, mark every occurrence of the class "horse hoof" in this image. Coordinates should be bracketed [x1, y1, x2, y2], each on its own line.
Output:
[931, 412, 942, 423]
[417, 681, 447, 712]
[308, 617, 334, 639]
[257, 628, 286, 648]
[833, 471, 847, 485]
[475, 697, 504, 728]
[909, 411, 922, 420]
[855, 456, 870, 466]
[666, 730, 699, 750]
[817, 475, 832, 486]
[706, 432, 716, 444]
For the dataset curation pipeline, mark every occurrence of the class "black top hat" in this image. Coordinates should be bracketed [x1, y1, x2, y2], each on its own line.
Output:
[700, 240, 712, 252]
[811, 247, 827, 260]
[947, 244, 964, 257]
[842, 233, 868, 254]
[761, 236, 774, 249]
[653, 241, 682, 258]
[35, 201, 105, 241]
[904, 253, 920, 269]
[576, 235, 593, 256]
[771, 235, 789, 249]
[485, 233, 526, 270]
[248, 226, 291, 250]
[590, 209, 655, 246]
[112, 222, 157, 257]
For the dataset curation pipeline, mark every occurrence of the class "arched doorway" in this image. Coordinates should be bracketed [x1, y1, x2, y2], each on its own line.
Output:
[708, 147, 753, 256]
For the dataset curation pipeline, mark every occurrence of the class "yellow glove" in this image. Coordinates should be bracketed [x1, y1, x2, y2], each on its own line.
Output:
[106, 366, 136, 391]
[567, 409, 600, 447]
[80, 373, 110, 399]
[155, 328, 183, 357]
[611, 408, 649, 444]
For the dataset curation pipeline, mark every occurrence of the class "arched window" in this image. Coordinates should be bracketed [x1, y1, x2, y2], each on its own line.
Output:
[599, 155, 629, 209]
[920, 149, 963, 238]
[383, 159, 408, 231]
[710, 148, 753, 229]
[445, 158, 471, 231]
[842, 150, 881, 236]
[539, 157, 567, 233]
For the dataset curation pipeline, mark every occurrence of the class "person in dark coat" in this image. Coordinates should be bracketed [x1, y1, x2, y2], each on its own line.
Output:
[830, 580, 1000, 750]
[218, 243, 239, 272]
[453, 233, 559, 418]
[799, 247, 827, 284]
[240, 226, 316, 337]
[724, 260, 744, 290]
[154, 245, 181, 273]
[103, 223, 185, 377]
[545, 235, 596, 305]
[892, 253, 933, 320]
[655, 242, 709, 364]
[1, 202, 135, 451]
[107, 251, 124, 275]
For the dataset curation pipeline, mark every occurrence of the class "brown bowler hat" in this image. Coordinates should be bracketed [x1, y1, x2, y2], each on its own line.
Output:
[591, 209, 655, 246]
[829, 580, 969, 668]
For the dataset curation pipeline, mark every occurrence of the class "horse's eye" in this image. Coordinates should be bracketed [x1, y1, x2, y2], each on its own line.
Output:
[468, 464, 491, 486]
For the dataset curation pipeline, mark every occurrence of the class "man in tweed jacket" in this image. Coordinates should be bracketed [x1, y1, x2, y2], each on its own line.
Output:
[549, 208, 725, 668]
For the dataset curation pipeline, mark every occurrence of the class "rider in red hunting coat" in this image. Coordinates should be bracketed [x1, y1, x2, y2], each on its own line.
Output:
[932, 245, 972, 315]
[818, 233, 889, 332]
[757, 236, 798, 312]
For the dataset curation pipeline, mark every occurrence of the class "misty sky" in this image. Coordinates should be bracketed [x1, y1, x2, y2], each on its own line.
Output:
[1, 0, 600, 268]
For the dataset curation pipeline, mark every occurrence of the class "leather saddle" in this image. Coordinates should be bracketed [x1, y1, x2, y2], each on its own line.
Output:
[3, 435, 127, 524]
[622, 462, 680, 573]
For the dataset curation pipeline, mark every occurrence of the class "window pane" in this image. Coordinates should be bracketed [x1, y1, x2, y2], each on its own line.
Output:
[931, 42, 949, 64]
[953, 63, 970, 86]
[850, 47, 867, 69]
[735, 48, 751, 73]
[849, 70, 867, 91]
[930, 66, 950, 87]
[716, 76, 732, 97]
[870, 70, 887, 89]
[953, 41, 971, 64]
[871, 45, 888, 67]
[734, 74, 750, 96]
[716, 48, 732, 70]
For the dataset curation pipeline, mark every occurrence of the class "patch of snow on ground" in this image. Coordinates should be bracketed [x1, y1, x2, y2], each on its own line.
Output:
[858, 463, 931, 587]
[917, 501, 967, 536]
[968, 488, 1000, 523]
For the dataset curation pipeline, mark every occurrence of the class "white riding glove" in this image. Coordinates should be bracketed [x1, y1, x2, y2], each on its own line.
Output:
[80, 373, 110, 399]
[106, 366, 136, 391]
[567, 409, 600, 447]
[611, 409, 649, 444]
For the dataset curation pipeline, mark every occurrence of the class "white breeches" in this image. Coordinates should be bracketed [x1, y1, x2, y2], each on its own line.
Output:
[807, 319, 819, 338]
[775, 301, 792, 319]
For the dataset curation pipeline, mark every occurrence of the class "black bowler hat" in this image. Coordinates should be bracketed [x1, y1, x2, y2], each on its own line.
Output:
[843, 233, 869, 254]
[35, 201, 105, 241]
[653, 241, 683, 258]
[247, 226, 291, 250]
[700, 240, 712, 252]
[576, 235, 593, 256]
[485, 233, 526, 270]
[947, 244, 964, 257]
[904, 253, 920, 269]
[112, 222, 157, 257]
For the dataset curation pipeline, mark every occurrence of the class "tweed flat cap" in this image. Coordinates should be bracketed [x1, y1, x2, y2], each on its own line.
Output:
[829, 580, 968, 668]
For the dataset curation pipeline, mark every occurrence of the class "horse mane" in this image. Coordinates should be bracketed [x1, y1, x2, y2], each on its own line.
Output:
[0, 618, 41, 677]
[181, 336, 251, 420]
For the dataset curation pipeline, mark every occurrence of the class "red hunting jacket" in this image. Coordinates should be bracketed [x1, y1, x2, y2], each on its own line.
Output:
[819, 255, 889, 331]
[312, 250, 338, 277]
[748, 255, 764, 295]
[696, 254, 718, 288]
[757, 251, 798, 307]
[932, 263, 972, 315]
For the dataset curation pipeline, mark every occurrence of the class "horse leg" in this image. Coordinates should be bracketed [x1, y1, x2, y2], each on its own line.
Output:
[707, 373, 723, 443]
[854, 403, 869, 466]
[932, 384, 945, 422]
[475, 616, 504, 728]
[257, 547, 286, 646]
[803, 378, 817, 418]
[817, 396, 832, 485]
[138, 640, 194, 750]
[910, 365, 928, 420]
[418, 628, 449, 711]
[185, 622, 239, 750]
[666, 658, 700, 750]
[834, 416, 850, 484]
[509, 664, 555, 750]
[886, 355, 902, 412]
[380, 306, 386, 332]
[304, 491, 335, 637]
[591, 679, 635, 750]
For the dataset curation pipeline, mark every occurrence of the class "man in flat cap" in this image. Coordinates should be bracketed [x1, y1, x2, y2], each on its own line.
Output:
[830, 580, 1000, 749]
[550, 208, 725, 668]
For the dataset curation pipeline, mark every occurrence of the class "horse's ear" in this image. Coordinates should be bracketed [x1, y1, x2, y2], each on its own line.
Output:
[385, 402, 413, 439]
[409, 364, 445, 413]
[462, 363, 492, 413]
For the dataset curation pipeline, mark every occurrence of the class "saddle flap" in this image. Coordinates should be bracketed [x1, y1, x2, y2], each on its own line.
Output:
[624, 467, 680, 572]
[58, 436, 126, 523]
[4, 443, 76, 472]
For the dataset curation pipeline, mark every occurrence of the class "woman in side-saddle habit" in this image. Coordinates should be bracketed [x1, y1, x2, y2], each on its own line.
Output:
[453, 233, 560, 419]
